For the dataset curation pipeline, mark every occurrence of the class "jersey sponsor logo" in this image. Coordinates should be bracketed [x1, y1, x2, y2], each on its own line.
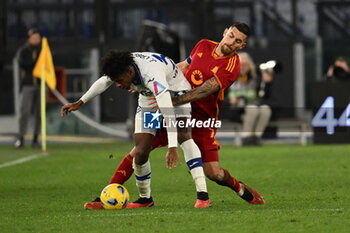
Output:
[153, 81, 166, 95]
[191, 70, 204, 86]
[197, 52, 203, 58]
[143, 110, 161, 129]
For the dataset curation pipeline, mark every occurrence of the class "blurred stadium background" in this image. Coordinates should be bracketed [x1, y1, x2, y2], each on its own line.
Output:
[0, 0, 350, 144]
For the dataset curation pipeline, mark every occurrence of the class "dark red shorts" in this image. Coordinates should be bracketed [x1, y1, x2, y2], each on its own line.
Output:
[151, 128, 220, 162]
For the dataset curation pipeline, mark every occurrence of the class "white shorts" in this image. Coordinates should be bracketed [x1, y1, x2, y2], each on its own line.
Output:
[134, 94, 191, 135]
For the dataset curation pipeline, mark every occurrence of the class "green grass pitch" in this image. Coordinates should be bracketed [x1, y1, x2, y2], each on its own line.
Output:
[0, 142, 349, 233]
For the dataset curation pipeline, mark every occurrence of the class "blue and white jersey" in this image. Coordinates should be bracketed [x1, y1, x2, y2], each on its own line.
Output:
[79, 51, 190, 148]
[130, 52, 191, 97]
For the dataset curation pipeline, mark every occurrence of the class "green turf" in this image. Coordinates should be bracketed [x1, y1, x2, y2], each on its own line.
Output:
[0, 143, 349, 233]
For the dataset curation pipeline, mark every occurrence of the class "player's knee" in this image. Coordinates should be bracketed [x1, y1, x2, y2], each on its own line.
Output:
[177, 132, 191, 144]
[204, 168, 223, 182]
[177, 119, 192, 144]
[134, 146, 150, 165]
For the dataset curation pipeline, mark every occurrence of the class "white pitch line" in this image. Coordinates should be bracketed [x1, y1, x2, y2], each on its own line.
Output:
[0, 153, 48, 169]
[19, 208, 345, 221]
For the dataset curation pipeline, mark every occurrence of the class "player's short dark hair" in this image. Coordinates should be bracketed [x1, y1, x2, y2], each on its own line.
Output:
[231, 22, 251, 38]
[27, 28, 41, 38]
[101, 50, 134, 80]
[335, 56, 347, 63]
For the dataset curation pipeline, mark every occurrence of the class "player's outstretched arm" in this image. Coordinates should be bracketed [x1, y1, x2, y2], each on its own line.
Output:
[172, 76, 220, 106]
[61, 76, 113, 117]
[80, 76, 114, 103]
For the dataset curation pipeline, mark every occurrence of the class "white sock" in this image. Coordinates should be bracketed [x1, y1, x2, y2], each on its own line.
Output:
[133, 160, 151, 198]
[180, 139, 208, 193]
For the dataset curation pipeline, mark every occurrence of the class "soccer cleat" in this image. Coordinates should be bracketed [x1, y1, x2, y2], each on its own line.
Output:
[194, 199, 211, 208]
[84, 197, 104, 210]
[237, 182, 265, 205]
[126, 197, 154, 208]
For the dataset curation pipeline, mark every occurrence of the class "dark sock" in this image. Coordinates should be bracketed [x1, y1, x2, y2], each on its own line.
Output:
[134, 197, 153, 204]
[197, 192, 209, 201]
[240, 188, 254, 202]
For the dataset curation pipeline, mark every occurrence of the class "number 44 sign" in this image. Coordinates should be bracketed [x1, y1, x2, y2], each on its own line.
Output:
[312, 96, 350, 135]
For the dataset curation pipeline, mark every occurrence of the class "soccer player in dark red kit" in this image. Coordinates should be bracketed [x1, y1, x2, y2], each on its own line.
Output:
[81, 22, 265, 209]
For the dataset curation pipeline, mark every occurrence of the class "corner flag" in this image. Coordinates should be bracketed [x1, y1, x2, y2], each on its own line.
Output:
[32, 37, 56, 154]
[33, 37, 56, 90]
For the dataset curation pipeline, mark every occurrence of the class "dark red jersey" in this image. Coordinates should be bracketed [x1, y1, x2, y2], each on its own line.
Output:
[185, 39, 240, 122]
[152, 40, 241, 161]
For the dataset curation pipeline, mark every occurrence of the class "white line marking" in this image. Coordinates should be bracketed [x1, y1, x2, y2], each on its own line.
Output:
[18, 208, 344, 221]
[0, 153, 48, 169]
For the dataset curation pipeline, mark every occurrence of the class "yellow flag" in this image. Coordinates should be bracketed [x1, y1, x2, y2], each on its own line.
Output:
[32, 37, 56, 90]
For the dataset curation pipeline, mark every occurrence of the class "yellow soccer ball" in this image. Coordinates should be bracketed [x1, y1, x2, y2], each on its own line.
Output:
[100, 184, 129, 210]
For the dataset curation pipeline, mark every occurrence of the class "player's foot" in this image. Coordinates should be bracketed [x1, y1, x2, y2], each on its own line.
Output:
[14, 137, 24, 148]
[237, 181, 265, 204]
[126, 197, 154, 208]
[31, 141, 40, 148]
[84, 197, 104, 210]
[194, 199, 211, 208]
[242, 136, 261, 146]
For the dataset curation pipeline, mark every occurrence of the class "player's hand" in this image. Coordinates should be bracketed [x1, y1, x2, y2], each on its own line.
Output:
[148, 96, 159, 109]
[327, 65, 334, 77]
[61, 100, 84, 117]
[128, 88, 136, 93]
[229, 97, 238, 106]
[165, 147, 181, 169]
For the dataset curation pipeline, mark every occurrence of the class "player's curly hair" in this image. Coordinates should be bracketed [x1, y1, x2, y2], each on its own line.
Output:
[101, 50, 134, 80]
